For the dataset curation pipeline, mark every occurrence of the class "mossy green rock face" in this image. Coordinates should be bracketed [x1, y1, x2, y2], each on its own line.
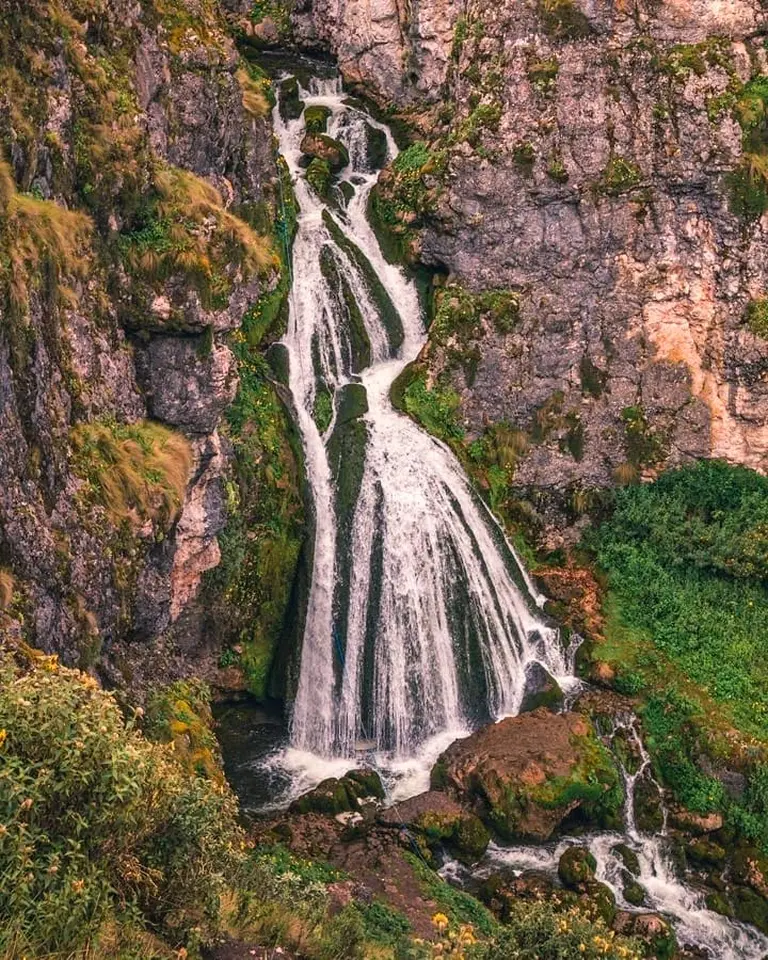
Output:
[379, 790, 490, 863]
[687, 838, 727, 868]
[733, 886, 768, 934]
[432, 709, 622, 842]
[519, 661, 564, 714]
[366, 124, 389, 170]
[289, 767, 384, 815]
[558, 845, 596, 888]
[622, 877, 646, 907]
[306, 157, 332, 197]
[304, 104, 331, 134]
[301, 133, 350, 172]
[336, 383, 369, 425]
[612, 843, 640, 876]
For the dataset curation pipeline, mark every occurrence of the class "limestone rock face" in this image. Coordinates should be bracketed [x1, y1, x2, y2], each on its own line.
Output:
[0, 0, 276, 686]
[292, 0, 463, 105]
[298, 0, 768, 538]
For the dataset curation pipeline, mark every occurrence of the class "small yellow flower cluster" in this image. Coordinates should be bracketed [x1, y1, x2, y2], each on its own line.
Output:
[430, 914, 476, 959]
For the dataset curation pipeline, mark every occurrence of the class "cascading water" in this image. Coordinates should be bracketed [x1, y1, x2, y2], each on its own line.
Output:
[466, 715, 768, 959]
[272, 72, 577, 791]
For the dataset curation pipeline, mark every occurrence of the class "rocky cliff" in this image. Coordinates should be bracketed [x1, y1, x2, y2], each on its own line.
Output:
[290, 0, 768, 543]
[0, 0, 296, 689]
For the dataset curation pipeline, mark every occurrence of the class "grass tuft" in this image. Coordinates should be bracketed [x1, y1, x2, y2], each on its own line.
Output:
[70, 420, 192, 529]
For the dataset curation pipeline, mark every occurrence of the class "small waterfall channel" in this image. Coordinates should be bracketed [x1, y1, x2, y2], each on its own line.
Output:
[269, 69, 578, 797]
[457, 715, 768, 959]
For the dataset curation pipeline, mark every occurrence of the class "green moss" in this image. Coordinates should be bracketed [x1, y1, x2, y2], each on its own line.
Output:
[513, 141, 536, 169]
[547, 155, 569, 183]
[528, 56, 559, 94]
[304, 104, 331, 134]
[620, 404, 666, 466]
[657, 38, 735, 81]
[402, 369, 465, 443]
[306, 157, 332, 197]
[600, 157, 642, 195]
[404, 852, 499, 936]
[579, 355, 607, 397]
[313, 386, 334, 433]
[745, 296, 768, 337]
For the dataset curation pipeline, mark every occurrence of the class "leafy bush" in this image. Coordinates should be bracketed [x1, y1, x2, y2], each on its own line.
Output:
[0, 653, 244, 957]
[477, 901, 642, 959]
[402, 370, 465, 442]
[145, 679, 223, 781]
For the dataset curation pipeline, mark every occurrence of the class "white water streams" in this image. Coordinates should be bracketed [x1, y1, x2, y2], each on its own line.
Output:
[470, 716, 768, 959]
[273, 73, 577, 787]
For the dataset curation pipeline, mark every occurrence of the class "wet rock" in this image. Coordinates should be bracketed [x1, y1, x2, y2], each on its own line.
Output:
[279, 76, 303, 121]
[668, 807, 724, 835]
[732, 886, 768, 935]
[289, 768, 384, 817]
[479, 869, 556, 919]
[612, 842, 640, 877]
[580, 880, 616, 925]
[622, 876, 646, 907]
[634, 775, 665, 834]
[300, 133, 349, 172]
[380, 790, 490, 862]
[706, 891, 734, 917]
[519, 660, 563, 714]
[431, 709, 621, 841]
[686, 838, 727, 869]
[558, 845, 596, 889]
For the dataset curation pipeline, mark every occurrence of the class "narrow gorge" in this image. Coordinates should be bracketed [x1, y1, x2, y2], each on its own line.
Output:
[2, 2, 768, 960]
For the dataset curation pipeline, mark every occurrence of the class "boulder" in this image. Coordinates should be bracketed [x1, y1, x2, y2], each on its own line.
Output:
[289, 767, 384, 817]
[558, 845, 596, 888]
[379, 790, 490, 862]
[519, 660, 564, 714]
[613, 912, 677, 959]
[431, 709, 621, 841]
[300, 133, 349, 172]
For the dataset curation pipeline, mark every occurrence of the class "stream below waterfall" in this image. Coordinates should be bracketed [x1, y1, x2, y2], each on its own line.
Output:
[224, 60, 768, 957]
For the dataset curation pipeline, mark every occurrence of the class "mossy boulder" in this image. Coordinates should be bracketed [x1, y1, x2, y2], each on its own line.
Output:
[304, 104, 331, 134]
[431, 709, 622, 841]
[335, 383, 368, 425]
[301, 133, 349, 172]
[379, 790, 490, 863]
[558, 846, 596, 888]
[306, 158, 332, 197]
[686, 838, 727, 868]
[622, 876, 646, 907]
[612, 842, 640, 876]
[519, 661, 564, 714]
[613, 912, 677, 960]
[582, 881, 616, 925]
[289, 767, 384, 816]
[732, 886, 768, 934]
[731, 846, 768, 897]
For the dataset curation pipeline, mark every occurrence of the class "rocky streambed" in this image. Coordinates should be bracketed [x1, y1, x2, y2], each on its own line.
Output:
[219, 696, 768, 958]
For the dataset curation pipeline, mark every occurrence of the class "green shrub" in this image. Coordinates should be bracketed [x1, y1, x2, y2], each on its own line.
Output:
[402, 370, 465, 442]
[0, 654, 244, 956]
[592, 459, 768, 738]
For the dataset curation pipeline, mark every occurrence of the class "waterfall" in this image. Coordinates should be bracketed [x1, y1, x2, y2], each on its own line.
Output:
[473, 715, 768, 960]
[273, 71, 577, 788]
